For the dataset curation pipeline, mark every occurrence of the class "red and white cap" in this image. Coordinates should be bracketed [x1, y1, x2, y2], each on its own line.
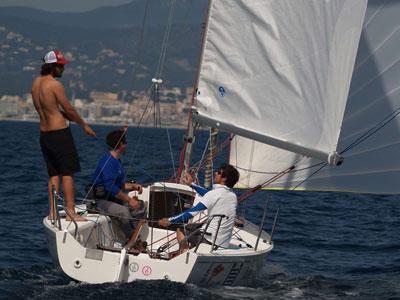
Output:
[43, 50, 69, 65]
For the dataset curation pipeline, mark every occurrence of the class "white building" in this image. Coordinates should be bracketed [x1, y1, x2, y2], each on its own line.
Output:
[0, 95, 20, 116]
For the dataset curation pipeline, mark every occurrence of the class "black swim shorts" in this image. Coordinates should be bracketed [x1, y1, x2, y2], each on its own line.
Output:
[40, 127, 81, 177]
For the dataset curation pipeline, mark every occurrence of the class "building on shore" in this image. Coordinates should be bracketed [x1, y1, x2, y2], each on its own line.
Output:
[0, 95, 21, 117]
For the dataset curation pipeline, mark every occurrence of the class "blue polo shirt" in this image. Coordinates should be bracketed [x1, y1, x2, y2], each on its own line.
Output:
[91, 152, 125, 197]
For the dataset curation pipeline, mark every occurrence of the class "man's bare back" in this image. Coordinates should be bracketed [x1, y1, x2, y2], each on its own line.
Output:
[31, 71, 95, 136]
[32, 75, 69, 132]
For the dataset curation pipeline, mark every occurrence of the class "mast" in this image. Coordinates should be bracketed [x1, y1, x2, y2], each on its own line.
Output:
[151, 77, 162, 128]
[203, 127, 218, 188]
[177, 0, 213, 182]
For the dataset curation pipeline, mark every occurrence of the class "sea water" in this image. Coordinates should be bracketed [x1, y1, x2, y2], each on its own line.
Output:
[0, 120, 399, 299]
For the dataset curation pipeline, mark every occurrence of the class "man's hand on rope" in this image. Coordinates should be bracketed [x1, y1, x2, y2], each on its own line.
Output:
[183, 173, 193, 186]
[128, 197, 140, 210]
[158, 218, 171, 227]
[126, 182, 143, 194]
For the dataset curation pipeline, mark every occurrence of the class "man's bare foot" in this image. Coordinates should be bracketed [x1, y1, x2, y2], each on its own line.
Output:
[168, 250, 181, 259]
[66, 214, 87, 222]
[47, 214, 55, 220]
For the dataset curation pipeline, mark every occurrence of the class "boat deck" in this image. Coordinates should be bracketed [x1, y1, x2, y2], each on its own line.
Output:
[43, 211, 273, 258]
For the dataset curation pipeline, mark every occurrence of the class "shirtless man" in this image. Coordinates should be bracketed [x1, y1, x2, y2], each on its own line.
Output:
[32, 50, 96, 221]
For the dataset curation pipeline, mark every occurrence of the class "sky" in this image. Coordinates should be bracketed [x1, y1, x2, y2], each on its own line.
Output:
[0, 0, 133, 12]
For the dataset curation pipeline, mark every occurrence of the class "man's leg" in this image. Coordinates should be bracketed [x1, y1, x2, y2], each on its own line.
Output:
[47, 176, 60, 220]
[125, 219, 146, 250]
[62, 175, 86, 221]
[97, 200, 133, 239]
[176, 228, 190, 253]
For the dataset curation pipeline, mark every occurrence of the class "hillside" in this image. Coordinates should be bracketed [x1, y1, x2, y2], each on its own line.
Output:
[0, 1, 207, 99]
[0, 0, 207, 28]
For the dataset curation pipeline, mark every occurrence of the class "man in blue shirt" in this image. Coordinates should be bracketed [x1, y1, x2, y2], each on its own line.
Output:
[91, 129, 144, 243]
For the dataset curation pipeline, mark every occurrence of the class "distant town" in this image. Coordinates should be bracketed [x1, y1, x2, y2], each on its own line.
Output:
[0, 87, 193, 128]
[0, 4, 204, 128]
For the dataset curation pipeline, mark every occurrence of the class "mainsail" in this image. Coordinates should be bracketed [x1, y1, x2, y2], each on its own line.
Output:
[229, 0, 400, 194]
[194, 0, 367, 164]
[191, 0, 400, 194]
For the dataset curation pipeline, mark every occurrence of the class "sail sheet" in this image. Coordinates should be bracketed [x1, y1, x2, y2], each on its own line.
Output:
[230, 0, 400, 194]
[194, 0, 367, 163]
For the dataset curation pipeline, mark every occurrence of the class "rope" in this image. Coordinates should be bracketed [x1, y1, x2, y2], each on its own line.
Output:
[238, 165, 295, 203]
[166, 128, 177, 177]
[285, 108, 400, 190]
[123, 86, 155, 180]
[235, 161, 325, 175]
[189, 134, 234, 178]
[196, 134, 211, 184]
[340, 106, 400, 155]
[130, 0, 150, 92]
[289, 107, 400, 190]
[155, 0, 177, 78]
[290, 163, 327, 191]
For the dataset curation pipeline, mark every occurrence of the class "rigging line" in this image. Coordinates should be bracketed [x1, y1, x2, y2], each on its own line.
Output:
[235, 161, 325, 175]
[169, 129, 210, 181]
[161, 183, 172, 255]
[340, 107, 400, 155]
[166, 127, 177, 177]
[156, 0, 177, 78]
[191, 134, 234, 176]
[238, 165, 295, 203]
[134, 85, 155, 128]
[130, 0, 150, 91]
[156, 0, 174, 75]
[131, 164, 158, 182]
[186, 135, 210, 182]
[241, 106, 399, 191]
[123, 85, 155, 179]
[291, 163, 328, 191]
[234, 116, 399, 194]
[122, 0, 180, 174]
[132, 0, 203, 64]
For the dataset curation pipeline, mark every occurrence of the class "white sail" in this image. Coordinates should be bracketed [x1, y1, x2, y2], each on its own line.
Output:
[194, 0, 367, 164]
[230, 0, 400, 194]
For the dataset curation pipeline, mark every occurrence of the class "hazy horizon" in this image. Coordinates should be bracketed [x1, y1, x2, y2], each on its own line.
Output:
[0, 0, 133, 12]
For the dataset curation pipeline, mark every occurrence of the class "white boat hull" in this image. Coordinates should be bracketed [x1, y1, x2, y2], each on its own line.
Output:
[44, 183, 273, 286]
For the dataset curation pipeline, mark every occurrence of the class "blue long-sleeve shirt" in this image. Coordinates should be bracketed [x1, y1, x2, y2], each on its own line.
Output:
[190, 183, 208, 196]
[168, 183, 210, 223]
[91, 152, 125, 197]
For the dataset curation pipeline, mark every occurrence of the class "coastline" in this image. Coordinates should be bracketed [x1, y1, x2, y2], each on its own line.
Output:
[0, 116, 188, 129]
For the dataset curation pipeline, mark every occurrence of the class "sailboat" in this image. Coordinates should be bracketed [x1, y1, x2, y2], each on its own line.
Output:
[42, 0, 400, 286]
